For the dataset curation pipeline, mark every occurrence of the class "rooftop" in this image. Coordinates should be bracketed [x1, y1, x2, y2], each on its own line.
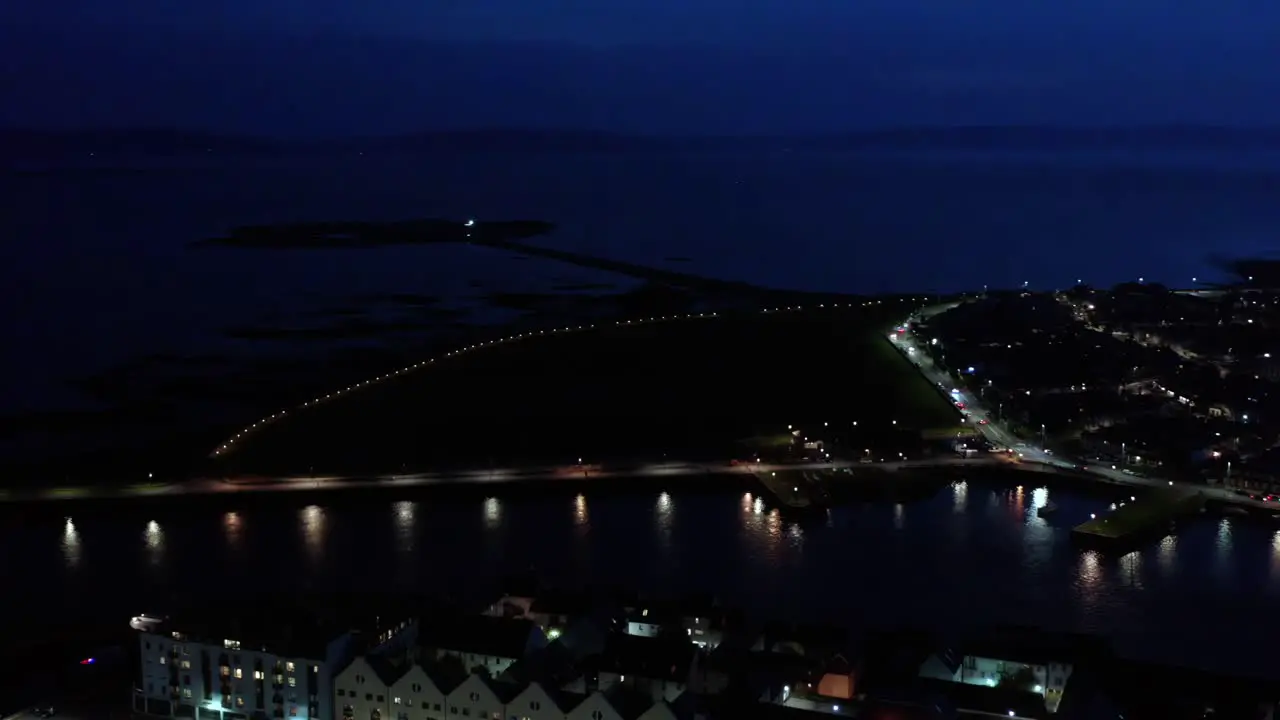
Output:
[587, 632, 696, 682]
[419, 613, 541, 659]
[146, 599, 382, 659]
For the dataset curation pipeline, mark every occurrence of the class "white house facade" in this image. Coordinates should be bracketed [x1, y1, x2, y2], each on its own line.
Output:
[134, 626, 346, 720]
[505, 682, 571, 720]
[446, 673, 506, 720]
[388, 663, 448, 720]
[566, 692, 622, 720]
[334, 656, 391, 720]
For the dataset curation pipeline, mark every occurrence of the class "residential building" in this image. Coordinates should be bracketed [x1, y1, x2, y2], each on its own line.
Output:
[566, 689, 654, 720]
[693, 646, 814, 703]
[527, 592, 598, 642]
[620, 595, 729, 649]
[132, 609, 385, 720]
[622, 608, 664, 640]
[417, 614, 547, 678]
[635, 701, 679, 720]
[486, 588, 599, 643]
[387, 662, 449, 720]
[506, 681, 586, 720]
[918, 636, 1076, 714]
[569, 634, 696, 703]
[445, 672, 516, 720]
[334, 656, 395, 720]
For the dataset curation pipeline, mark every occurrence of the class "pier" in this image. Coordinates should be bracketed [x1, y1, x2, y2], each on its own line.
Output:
[751, 469, 824, 513]
[1072, 486, 1206, 550]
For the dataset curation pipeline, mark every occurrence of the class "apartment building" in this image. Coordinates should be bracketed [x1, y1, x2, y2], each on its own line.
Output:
[133, 610, 410, 720]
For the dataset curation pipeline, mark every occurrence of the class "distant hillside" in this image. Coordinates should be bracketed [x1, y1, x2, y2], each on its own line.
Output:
[3, 125, 1279, 159]
[806, 125, 1280, 149]
[0, 128, 288, 159]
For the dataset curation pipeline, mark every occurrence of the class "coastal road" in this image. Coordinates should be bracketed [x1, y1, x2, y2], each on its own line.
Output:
[5, 455, 1061, 504]
[890, 306, 1275, 510]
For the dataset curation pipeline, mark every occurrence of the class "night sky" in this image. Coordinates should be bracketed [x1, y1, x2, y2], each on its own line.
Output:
[3, 1, 1278, 136]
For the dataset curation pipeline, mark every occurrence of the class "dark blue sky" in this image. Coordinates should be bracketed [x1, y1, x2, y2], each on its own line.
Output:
[2, 1, 1277, 136]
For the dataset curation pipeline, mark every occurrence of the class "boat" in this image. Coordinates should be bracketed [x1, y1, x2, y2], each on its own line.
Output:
[1037, 502, 1059, 517]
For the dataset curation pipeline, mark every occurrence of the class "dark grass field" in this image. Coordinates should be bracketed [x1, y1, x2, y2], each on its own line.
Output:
[214, 304, 958, 474]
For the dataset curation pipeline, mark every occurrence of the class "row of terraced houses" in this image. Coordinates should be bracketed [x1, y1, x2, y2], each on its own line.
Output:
[132, 586, 1140, 720]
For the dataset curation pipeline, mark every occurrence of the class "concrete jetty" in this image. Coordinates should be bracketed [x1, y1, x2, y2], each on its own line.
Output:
[1072, 486, 1205, 550]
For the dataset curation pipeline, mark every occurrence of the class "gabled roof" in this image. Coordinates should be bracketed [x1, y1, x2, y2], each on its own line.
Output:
[587, 633, 695, 682]
[420, 658, 469, 695]
[919, 650, 961, 680]
[636, 699, 678, 720]
[367, 654, 409, 686]
[508, 680, 588, 716]
[446, 672, 520, 704]
[335, 655, 403, 687]
[419, 614, 540, 659]
[603, 686, 657, 720]
[389, 662, 446, 697]
[556, 690, 588, 713]
[498, 641, 580, 687]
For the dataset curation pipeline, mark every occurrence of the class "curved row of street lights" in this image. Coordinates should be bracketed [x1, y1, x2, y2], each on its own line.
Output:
[209, 296, 923, 459]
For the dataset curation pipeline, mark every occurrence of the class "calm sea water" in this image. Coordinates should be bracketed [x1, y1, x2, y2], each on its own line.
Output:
[4, 147, 1280, 412]
[6, 479, 1280, 677]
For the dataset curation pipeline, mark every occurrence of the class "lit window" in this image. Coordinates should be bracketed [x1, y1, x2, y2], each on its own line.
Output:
[286, 662, 296, 673]
[234, 668, 243, 679]
[393, 698, 401, 705]
[289, 677, 297, 687]
[159, 657, 166, 665]
[183, 688, 192, 699]
[254, 671, 265, 680]
[236, 697, 245, 707]
[221, 666, 230, 677]
[180, 660, 191, 669]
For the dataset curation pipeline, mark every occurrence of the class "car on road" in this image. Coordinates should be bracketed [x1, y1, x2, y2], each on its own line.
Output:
[34, 707, 56, 718]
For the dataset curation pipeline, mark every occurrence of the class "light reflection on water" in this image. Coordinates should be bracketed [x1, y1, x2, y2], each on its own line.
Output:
[655, 492, 674, 552]
[300, 505, 325, 563]
[144, 520, 165, 567]
[1075, 550, 1103, 608]
[1117, 550, 1143, 590]
[1021, 487, 1053, 569]
[735, 492, 802, 567]
[1031, 486, 1049, 510]
[223, 512, 243, 552]
[34, 482, 1280, 678]
[1270, 532, 1280, 588]
[62, 517, 81, 569]
[1216, 518, 1234, 575]
[1157, 535, 1177, 577]
[393, 501, 416, 550]
[484, 498, 502, 530]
